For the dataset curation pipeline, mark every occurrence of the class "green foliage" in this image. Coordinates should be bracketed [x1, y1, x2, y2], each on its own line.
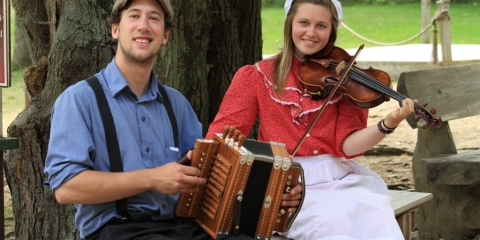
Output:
[262, 0, 286, 8]
[3, 69, 26, 108]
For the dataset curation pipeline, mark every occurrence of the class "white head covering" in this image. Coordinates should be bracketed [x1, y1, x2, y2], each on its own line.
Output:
[284, 0, 343, 21]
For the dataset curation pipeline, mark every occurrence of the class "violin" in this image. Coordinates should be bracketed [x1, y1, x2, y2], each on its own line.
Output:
[297, 44, 442, 130]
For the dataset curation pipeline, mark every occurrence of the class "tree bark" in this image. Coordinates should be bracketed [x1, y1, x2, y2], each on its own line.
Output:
[4, 0, 262, 239]
[5, 0, 116, 239]
[155, 0, 262, 136]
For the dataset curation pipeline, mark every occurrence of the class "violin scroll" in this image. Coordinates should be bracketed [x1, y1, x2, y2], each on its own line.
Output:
[414, 102, 442, 129]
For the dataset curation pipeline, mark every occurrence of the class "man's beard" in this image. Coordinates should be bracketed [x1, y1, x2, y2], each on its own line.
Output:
[120, 44, 156, 66]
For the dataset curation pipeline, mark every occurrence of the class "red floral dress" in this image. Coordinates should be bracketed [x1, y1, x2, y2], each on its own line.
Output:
[207, 56, 368, 158]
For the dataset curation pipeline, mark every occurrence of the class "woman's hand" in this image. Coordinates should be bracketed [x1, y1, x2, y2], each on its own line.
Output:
[383, 98, 416, 128]
[281, 183, 303, 213]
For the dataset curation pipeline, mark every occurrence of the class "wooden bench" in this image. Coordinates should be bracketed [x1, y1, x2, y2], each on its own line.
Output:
[271, 190, 432, 240]
[390, 190, 432, 239]
[397, 62, 480, 240]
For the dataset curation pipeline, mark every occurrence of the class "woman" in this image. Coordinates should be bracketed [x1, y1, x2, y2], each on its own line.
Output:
[207, 0, 410, 239]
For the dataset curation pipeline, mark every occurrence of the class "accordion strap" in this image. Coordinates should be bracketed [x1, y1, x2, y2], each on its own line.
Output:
[86, 75, 179, 219]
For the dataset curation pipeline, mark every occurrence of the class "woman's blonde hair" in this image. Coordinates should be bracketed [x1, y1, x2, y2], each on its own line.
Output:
[273, 0, 340, 97]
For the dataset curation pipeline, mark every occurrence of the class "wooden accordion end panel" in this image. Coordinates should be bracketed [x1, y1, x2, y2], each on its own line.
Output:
[175, 126, 305, 239]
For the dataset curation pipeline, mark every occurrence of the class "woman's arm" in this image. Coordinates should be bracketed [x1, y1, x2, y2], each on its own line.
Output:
[342, 98, 415, 156]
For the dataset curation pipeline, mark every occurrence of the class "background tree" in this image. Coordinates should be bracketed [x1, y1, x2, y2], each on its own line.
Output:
[4, 0, 262, 239]
[12, 16, 32, 70]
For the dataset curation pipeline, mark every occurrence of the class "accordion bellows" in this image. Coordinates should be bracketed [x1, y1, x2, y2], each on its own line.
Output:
[176, 126, 305, 239]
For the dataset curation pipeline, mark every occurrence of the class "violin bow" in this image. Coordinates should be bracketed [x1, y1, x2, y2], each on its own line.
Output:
[291, 44, 364, 157]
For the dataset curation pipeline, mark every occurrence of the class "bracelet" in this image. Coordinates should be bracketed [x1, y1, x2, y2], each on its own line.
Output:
[381, 119, 397, 130]
[377, 120, 395, 135]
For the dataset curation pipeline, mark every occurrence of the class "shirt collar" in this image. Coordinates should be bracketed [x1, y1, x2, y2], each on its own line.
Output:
[103, 58, 160, 101]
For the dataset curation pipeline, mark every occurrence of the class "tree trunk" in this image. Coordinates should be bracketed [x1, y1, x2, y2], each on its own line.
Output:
[4, 0, 262, 239]
[155, 0, 262, 136]
[5, 0, 116, 239]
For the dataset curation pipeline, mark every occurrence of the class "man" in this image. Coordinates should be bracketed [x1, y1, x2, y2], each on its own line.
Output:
[44, 0, 213, 239]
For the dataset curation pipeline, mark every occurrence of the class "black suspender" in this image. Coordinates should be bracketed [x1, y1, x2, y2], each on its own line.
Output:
[86, 75, 178, 219]
[156, 81, 179, 149]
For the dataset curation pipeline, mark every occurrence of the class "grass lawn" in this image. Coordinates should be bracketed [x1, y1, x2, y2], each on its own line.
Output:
[262, 3, 480, 54]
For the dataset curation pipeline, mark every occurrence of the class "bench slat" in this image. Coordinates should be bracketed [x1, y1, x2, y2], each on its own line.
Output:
[389, 190, 433, 217]
[397, 62, 480, 129]
[423, 150, 480, 185]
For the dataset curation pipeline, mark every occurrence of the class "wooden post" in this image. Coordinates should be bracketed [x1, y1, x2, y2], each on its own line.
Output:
[436, 0, 452, 66]
[421, 0, 430, 44]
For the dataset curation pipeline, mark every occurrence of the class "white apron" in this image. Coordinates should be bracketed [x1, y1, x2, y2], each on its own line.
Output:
[277, 154, 404, 240]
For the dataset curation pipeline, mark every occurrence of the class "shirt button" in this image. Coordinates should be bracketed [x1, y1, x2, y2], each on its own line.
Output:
[313, 150, 318, 155]
[141, 116, 146, 122]
[146, 147, 150, 153]
[306, 133, 310, 137]
[162, 203, 166, 209]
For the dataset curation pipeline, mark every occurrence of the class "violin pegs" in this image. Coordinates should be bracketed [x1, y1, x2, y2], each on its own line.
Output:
[415, 115, 422, 122]
[430, 108, 437, 115]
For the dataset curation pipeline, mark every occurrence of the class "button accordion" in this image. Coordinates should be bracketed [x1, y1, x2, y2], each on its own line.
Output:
[175, 126, 305, 239]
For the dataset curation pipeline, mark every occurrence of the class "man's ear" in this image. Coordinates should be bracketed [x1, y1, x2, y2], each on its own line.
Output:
[112, 23, 119, 40]
[162, 29, 171, 45]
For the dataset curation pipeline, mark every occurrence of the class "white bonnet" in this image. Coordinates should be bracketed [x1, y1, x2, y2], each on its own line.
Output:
[284, 0, 343, 21]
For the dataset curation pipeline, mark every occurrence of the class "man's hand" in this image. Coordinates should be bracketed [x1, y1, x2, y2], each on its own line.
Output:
[281, 184, 303, 213]
[148, 151, 206, 195]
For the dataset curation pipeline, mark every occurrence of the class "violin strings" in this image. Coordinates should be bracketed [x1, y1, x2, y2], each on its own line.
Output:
[327, 61, 432, 117]
[349, 70, 428, 115]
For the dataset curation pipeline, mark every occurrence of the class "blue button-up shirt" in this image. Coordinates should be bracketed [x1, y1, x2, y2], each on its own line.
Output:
[44, 59, 202, 238]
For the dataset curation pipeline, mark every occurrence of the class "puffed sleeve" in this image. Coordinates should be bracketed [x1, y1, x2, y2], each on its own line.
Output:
[206, 65, 261, 139]
[334, 98, 369, 159]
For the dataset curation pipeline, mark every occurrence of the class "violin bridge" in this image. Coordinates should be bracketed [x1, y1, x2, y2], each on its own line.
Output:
[335, 61, 346, 75]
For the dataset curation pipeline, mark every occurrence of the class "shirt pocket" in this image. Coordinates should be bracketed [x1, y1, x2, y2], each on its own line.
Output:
[164, 146, 181, 163]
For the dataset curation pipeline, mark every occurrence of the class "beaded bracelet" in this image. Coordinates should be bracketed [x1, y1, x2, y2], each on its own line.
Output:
[377, 119, 395, 135]
[381, 119, 397, 130]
